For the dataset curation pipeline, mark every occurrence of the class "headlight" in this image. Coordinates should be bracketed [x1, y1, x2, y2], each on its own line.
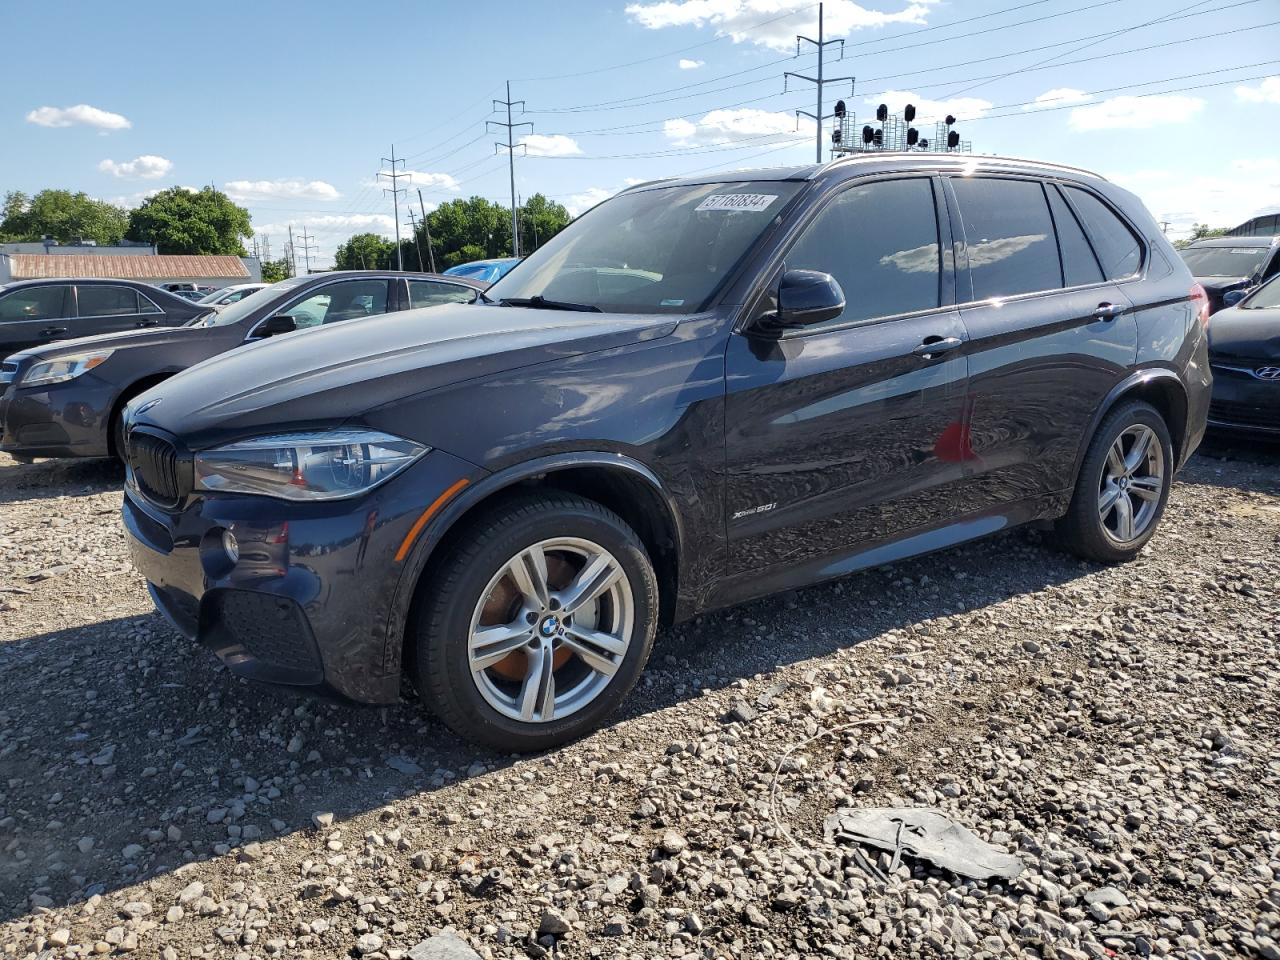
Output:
[194, 430, 428, 501]
[19, 350, 114, 388]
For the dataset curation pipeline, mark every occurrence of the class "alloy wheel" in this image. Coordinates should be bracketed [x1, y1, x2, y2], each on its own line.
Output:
[1097, 424, 1164, 545]
[467, 537, 634, 724]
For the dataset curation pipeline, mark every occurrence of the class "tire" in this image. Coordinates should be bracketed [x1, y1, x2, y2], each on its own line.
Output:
[110, 407, 129, 464]
[413, 491, 659, 752]
[1054, 400, 1173, 563]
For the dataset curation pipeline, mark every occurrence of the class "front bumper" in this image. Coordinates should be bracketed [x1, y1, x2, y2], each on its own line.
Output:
[1207, 362, 1280, 435]
[122, 447, 482, 704]
[0, 373, 117, 459]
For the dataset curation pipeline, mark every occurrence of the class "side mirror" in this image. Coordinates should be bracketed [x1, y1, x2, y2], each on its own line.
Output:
[1222, 289, 1247, 308]
[767, 269, 846, 331]
[252, 314, 297, 338]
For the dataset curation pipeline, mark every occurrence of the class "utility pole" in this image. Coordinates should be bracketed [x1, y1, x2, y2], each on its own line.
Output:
[379, 145, 410, 271]
[287, 225, 296, 278]
[488, 81, 532, 258]
[784, 2, 855, 163]
[295, 228, 316, 275]
[406, 209, 425, 272]
[417, 189, 437, 273]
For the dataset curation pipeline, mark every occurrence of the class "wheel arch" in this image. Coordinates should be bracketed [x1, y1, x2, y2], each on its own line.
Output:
[388, 453, 686, 686]
[106, 372, 178, 458]
[1070, 368, 1189, 490]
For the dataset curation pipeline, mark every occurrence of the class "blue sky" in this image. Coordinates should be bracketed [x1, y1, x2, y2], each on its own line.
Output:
[4, 0, 1278, 266]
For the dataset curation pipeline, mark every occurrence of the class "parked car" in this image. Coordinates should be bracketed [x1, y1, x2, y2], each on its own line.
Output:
[172, 290, 208, 302]
[0, 271, 483, 462]
[0, 278, 207, 358]
[198, 283, 268, 308]
[159, 282, 218, 294]
[1179, 236, 1280, 313]
[119, 154, 1210, 751]
[1205, 273, 1280, 435]
[443, 257, 522, 284]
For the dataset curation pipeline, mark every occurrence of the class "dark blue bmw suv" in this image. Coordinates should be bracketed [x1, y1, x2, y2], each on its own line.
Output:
[119, 154, 1211, 751]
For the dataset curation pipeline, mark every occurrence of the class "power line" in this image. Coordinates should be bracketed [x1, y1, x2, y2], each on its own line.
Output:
[488, 82, 532, 258]
[379, 145, 410, 272]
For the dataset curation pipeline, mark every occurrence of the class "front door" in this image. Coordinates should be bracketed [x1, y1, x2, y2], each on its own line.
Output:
[0, 283, 75, 355]
[721, 176, 972, 601]
[944, 175, 1140, 510]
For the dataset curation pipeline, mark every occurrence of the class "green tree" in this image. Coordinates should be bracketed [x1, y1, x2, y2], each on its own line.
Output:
[1174, 223, 1230, 249]
[333, 232, 396, 270]
[126, 187, 252, 255]
[260, 258, 291, 283]
[0, 189, 129, 244]
[517, 193, 571, 254]
[425, 196, 512, 268]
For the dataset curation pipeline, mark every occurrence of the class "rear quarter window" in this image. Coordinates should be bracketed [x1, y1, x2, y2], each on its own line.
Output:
[1063, 186, 1144, 280]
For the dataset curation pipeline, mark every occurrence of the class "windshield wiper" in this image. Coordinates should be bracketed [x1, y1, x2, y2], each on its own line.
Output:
[499, 295, 601, 313]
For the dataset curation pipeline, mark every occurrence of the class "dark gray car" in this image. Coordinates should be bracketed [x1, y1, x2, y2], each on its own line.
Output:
[0, 278, 207, 357]
[0, 271, 484, 461]
[1180, 236, 1280, 313]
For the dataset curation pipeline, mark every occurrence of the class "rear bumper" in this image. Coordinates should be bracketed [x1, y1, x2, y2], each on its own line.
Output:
[0, 375, 115, 459]
[122, 449, 483, 704]
[1207, 364, 1280, 435]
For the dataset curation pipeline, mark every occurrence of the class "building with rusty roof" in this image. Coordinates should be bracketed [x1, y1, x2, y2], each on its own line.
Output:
[0, 242, 261, 286]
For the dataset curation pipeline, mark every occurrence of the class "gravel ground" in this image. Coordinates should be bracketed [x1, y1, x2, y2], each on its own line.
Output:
[1, 441, 1278, 960]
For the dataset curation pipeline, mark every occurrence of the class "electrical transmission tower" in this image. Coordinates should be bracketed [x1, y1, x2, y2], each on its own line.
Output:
[379, 145, 410, 271]
[784, 2, 854, 163]
[287, 225, 296, 278]
[295, 228, 316, 275]
[406, 208, 425, 272]
[488, 81, 531, 258]
[261, 234, 271, 262]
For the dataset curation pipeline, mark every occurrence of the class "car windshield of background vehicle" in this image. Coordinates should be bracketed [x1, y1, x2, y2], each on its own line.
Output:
[1242, 275, 1280, 309]
[485, 181, 805, 314]
[1179, 245, 1268, 277]
[193, 277, 310, 327]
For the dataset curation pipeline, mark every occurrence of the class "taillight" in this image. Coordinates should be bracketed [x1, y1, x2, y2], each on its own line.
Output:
[1190, 283, 1210, 331]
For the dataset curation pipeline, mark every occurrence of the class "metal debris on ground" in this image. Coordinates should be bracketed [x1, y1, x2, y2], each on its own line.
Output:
[825, 807, 1026, 881]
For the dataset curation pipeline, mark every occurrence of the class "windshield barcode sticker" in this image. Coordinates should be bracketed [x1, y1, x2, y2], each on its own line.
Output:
[695, 193, 779, 213]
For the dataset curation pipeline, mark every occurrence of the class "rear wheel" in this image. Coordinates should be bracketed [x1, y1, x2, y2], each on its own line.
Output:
[413, 492, 658, 751]
[1055, 400, 1173, 563]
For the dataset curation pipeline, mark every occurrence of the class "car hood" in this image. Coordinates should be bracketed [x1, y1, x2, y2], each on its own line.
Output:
[7, 323, 210, 364]
[131, 303, 679, 445]
[1208, 304, 1280, 360]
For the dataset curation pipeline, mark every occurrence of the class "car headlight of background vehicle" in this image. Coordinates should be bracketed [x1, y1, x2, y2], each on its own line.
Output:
[19, 350, 114, 388]
[194, 430, 429, 501]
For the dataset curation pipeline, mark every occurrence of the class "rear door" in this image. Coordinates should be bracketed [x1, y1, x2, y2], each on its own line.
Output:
[722, 175, 971, 591]
[945, 175, 1139, 512]
[0, 283, 75, 356]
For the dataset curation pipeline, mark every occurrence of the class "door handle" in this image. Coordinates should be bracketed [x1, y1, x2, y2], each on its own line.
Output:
[1093, 302, 1125, 321]
[912, 336, 963, 359]
[39, 326, 68, 336]
[135, 319, 160, 328]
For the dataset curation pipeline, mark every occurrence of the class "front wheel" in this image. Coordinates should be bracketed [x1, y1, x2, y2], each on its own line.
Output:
[413, 492, 658, 752]
[1054, 399, 1173, 563]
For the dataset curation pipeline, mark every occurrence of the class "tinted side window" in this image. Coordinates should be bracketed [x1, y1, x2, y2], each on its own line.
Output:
[0, 285, 69, 322]
[408, 280, 476, 308]
[1063, 186, 1143, 280]
[1047, 186, 1104, 287]
[785, 177, 940, 325]
[952, 177, 1061, 299]
[78, 286, 138, 317]
[287, 279, 390, 329]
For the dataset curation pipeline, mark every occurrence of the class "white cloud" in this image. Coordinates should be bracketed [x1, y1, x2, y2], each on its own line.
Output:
[1110, 164, 1280, 240]
[1235, 76, 1280, 105]
[1068, 95, 1204, 132]
[678, 58, 705, 69]
[665, 107, 812, 145]
[1024, 88, 1092, 111]
[224, 179, 341, 202]
[402, 170, 461, 191]
[865, 90, 992, 124]
[254, 213, 401, 242]
[98, 155, 173, 180]
[520, 134, 583, 157]
[26, 104, 131, 131]
[627, 0, 940, 52]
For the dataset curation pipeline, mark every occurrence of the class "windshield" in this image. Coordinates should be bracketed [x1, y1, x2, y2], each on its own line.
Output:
[486, 180, 805, 314]
[1181, 245, 1268, 277]
[1242, 275, 1280, 310]
[190, 276, 310, 326]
